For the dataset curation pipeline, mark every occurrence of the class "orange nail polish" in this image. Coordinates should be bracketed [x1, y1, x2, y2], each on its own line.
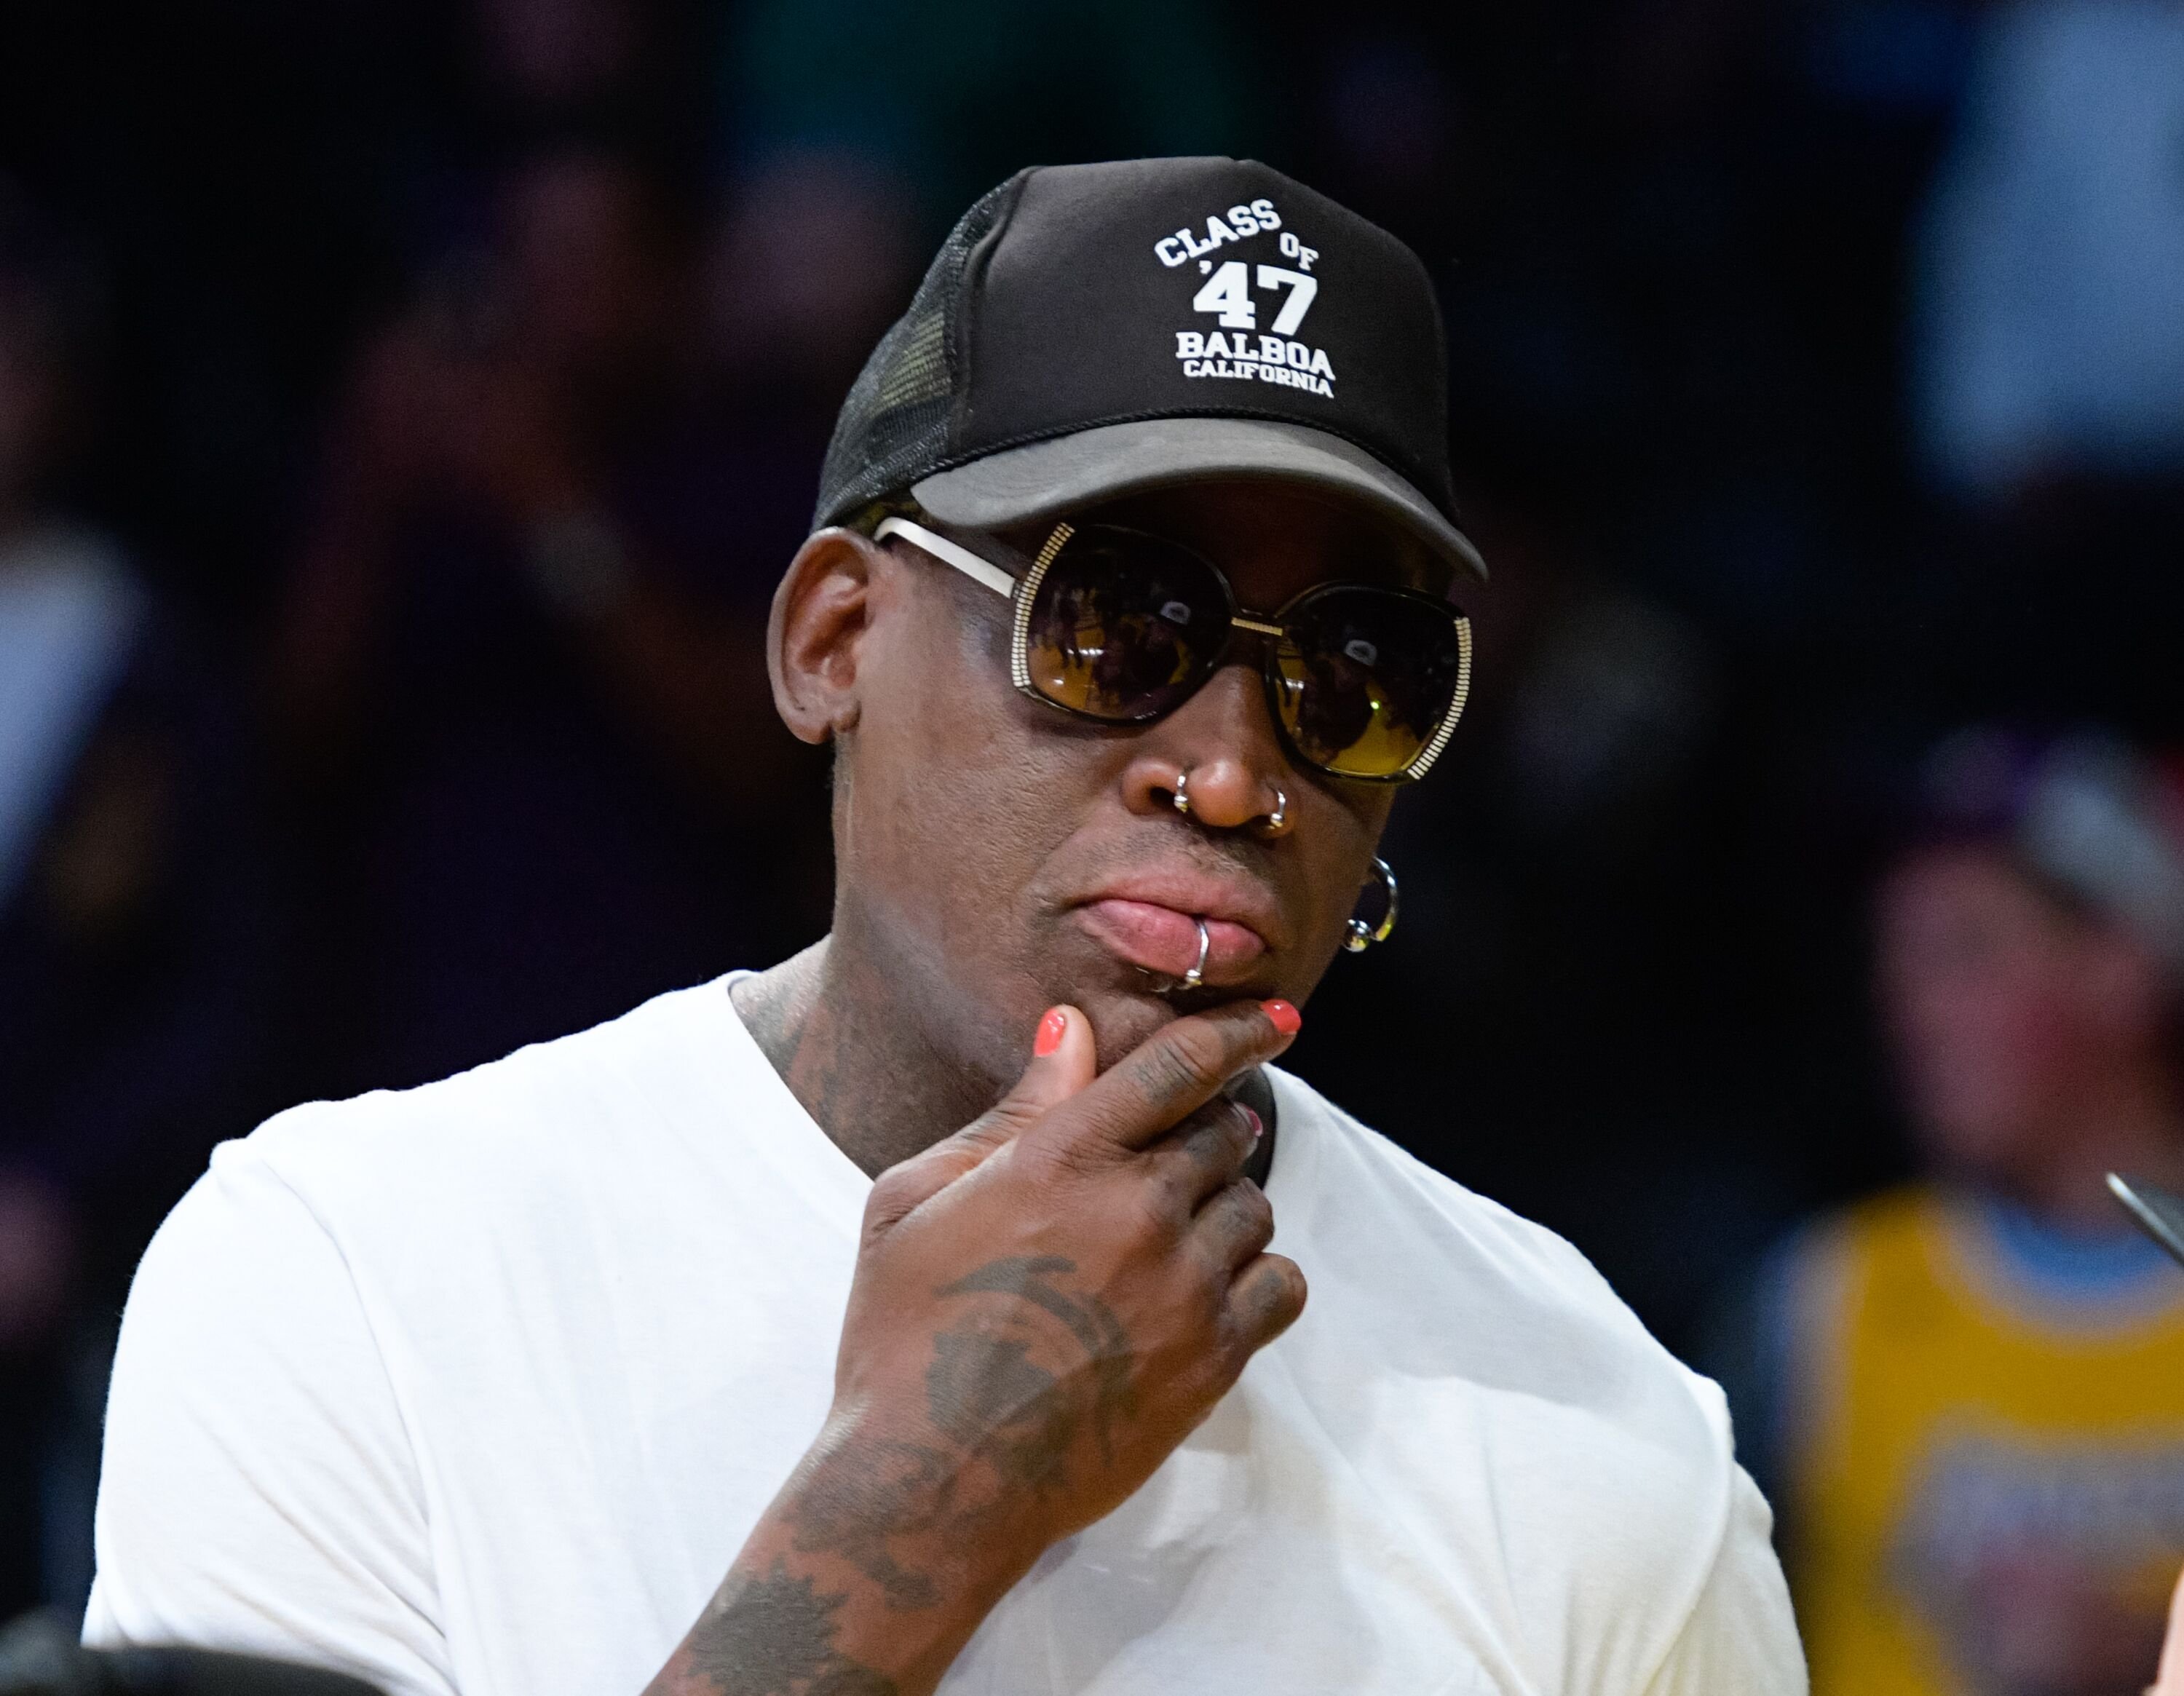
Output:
[1034, 1007, 1068, 1056]
[1261, 999, 1302, 1038]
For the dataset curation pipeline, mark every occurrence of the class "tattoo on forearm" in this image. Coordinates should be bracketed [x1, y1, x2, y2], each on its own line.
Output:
[683, 1560, 898, 1696]
[786, 1441, 953, 1609]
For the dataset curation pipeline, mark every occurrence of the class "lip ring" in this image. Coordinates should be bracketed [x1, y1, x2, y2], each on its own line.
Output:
[1077, 886, 1278, 960]
[1179, 916, 1211, 989]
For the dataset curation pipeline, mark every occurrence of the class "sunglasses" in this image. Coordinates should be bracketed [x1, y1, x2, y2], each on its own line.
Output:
[875, 515, 1473, 782]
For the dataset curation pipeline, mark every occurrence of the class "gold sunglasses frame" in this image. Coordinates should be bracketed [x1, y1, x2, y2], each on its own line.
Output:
[873, 515, 1473, 782]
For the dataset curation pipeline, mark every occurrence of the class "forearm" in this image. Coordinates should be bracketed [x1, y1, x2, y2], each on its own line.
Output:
[644, 1414, 1037, 1696]
[648, 1539, 990, 1696]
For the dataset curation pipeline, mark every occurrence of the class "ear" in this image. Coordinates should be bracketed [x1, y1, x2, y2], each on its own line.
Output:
[768, 526, 882, 745]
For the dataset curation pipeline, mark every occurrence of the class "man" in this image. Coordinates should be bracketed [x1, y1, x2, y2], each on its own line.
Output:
[1725, 729, 2184, 1695]
[85, 159, 1803, 1695]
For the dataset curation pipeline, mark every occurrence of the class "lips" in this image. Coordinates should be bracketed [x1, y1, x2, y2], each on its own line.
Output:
[1072, 872, 1277, 984]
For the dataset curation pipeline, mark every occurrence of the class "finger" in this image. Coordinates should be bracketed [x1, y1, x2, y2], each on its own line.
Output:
[1224, 1252, 1307, 1354]
[1144, 1098, 1261, 1216]
[864, 1005, 1097, 1237]
[1043, 998, 1300, 1158]
[1190, 1177, 1275, 1273]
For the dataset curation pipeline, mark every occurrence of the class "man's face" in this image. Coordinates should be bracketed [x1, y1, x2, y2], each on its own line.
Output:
[1877, 844, 2147, 1182]
[830, 480, 1439, 1086]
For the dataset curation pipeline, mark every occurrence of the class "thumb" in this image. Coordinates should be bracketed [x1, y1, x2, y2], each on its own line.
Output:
[995, 1003, 1099, 1122]
[861, 1006, 1096, 1236]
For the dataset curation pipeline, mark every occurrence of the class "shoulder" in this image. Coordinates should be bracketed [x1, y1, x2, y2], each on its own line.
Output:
[95, 1117, 456, 1691]
[134, 978, 759, 1358]
[108, 977, 756, 1454]
[236, 978, 740, 1218]
[110, 974, 752, 1422]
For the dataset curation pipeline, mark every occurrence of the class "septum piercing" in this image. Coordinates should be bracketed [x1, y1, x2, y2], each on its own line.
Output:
[1181, 916, 1211, 990]
[1174, 769, 1291, 838]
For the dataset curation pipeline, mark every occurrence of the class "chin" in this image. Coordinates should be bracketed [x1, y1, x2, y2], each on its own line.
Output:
[1075, 985, 1187, 1069]
[1026, 932, 1183, 1067]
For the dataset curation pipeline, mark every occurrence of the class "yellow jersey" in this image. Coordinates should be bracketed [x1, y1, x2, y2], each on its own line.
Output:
[1785, 1186, 2184, 1695]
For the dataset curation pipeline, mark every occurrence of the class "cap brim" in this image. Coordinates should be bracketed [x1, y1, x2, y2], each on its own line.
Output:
[909, 417, 1486, 585]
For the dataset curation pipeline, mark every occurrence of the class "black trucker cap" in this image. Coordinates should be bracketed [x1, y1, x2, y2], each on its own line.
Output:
[813, 156, 1485, 584]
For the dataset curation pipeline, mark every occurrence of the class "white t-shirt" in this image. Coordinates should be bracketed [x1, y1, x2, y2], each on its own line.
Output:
[86, 976, 1805, 1695]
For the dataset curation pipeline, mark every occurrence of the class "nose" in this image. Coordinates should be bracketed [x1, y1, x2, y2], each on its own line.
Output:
[1120, 663, 1291, 832]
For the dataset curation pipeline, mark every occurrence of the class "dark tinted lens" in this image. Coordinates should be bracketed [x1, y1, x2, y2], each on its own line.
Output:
[1273, 587, 1467, 777]
[1022, 528, 1230, 721]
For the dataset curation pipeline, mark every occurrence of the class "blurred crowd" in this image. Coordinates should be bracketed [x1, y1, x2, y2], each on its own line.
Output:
[4, 0, 2183, 1690]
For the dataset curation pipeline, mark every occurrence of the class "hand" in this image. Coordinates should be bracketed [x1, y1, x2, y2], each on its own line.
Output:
[818, 996, 1305, 1571]
[649, 998, 1305, 1696]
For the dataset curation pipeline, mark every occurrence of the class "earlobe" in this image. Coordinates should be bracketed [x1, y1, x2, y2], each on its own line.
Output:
[769, 527, 879, 745]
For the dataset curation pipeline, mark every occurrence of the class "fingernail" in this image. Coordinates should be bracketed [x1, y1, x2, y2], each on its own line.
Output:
[1261, 999, 1302, 1039]
[1034, 1007, 1068, 1057]
[1242, 1106, 1264, 1139]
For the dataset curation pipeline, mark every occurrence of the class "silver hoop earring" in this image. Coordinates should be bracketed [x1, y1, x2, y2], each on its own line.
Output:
[1343, 857, 1398, 953]
[1182, 916, 1211, 988]
[1171, 769, 1193, 815]
[1255, 785, 1291, 839]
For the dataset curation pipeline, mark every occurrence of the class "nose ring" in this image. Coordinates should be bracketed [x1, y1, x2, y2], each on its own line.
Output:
[1171, 769, 1193, 815]
[1182, 916, 1211, 989]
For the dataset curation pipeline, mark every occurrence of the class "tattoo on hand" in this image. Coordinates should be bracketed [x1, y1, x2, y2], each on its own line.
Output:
[685, 1560, 898, 1696]
[927, 1256, 1135, 1480]
[779, 1256, 1137, 1614]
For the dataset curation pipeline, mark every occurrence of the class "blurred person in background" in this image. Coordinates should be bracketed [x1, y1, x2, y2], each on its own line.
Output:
[272, 138, 855, 1098]
[0, 183, 274, 1620]
[1915, 0, 2184, 507]
[1720, 727, 2184, 1695]
[1910, 0, 2184, 733]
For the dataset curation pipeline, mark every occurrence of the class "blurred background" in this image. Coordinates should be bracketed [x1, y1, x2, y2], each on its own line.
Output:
[4, 0, 2183, 1689]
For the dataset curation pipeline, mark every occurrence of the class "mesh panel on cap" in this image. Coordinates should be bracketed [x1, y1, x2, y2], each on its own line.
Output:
[812, 179, 1012, 529]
